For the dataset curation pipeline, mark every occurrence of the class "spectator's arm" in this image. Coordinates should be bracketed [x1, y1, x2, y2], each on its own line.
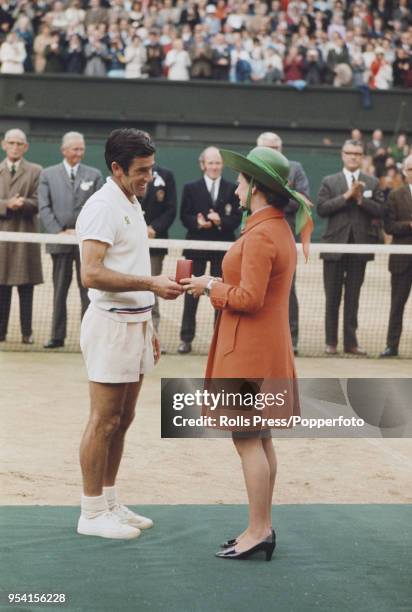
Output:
[359, 184, 384, 217]
[317, 179, 350, 217]
[292, 163, 310, 197]
[38, 172, 63, 233]
[94, 170, 104, 190]
[0, 197, 9, 217]
[21, 168, 42, 217]
[180, 185, 199, 231]
[285, 163, 310, 215]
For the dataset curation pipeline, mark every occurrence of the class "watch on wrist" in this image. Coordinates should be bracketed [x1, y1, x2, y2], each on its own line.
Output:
[204, 278, 215, 297]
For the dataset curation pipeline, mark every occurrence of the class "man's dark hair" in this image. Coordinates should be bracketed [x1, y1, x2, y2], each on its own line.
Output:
[105, 128, 156, 173]
[242, 173, 289, 210]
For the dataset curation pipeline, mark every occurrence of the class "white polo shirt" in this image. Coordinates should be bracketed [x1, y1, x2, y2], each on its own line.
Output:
[76, 177, 154, 322]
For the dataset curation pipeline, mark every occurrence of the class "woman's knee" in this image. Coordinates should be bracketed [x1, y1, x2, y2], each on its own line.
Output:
[232, 436, 259, 457]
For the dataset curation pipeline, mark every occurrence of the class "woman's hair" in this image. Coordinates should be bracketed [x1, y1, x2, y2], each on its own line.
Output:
[241, 173, 289, 210]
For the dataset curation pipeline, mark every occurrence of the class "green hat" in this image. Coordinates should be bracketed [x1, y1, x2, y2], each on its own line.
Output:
[220, 146, 312, 237]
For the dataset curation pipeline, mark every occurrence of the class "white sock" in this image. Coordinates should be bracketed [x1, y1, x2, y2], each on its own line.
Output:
[81, 494, 107, 519]
[103, 486, 117, 510]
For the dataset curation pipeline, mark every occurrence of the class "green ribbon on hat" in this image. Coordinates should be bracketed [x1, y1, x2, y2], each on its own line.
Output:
[220, 146, 313, 259]
[241, 177, 254, 231]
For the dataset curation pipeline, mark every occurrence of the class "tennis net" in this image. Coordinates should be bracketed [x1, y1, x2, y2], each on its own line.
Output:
[0, 231, 411, 358]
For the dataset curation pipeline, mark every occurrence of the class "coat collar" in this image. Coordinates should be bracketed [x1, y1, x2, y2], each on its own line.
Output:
[60, 161, 84, 190]
[242, 205, 284, 234]
[0, 157, 27, 183]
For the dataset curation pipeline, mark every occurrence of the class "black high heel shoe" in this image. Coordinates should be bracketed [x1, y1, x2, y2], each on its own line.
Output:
[221, 528, 276, 549]
[216, 533, 276, 561]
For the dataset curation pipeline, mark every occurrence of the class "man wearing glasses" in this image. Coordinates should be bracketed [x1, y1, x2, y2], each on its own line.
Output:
[317, 140, 384, 356]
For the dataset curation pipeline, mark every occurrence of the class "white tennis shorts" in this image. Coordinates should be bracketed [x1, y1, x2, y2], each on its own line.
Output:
[80, 306, 155, 383]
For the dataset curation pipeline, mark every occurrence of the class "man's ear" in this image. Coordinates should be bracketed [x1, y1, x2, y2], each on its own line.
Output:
[111, 161, 126, 178]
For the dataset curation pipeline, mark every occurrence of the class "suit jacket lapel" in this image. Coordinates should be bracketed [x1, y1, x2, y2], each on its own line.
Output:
[7, 158, 27, 186]
[338, 171, 348, 194]
[0, 159, 8, 179]
[0, 160, 10, 195]
[60, 163, 73, 190]
[215, 178, 226, 206]
[73, 164, 84, 192]
[402, 184, 412, 210]
[200, 177, 213, 208]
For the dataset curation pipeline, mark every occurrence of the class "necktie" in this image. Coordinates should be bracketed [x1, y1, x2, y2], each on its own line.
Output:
[351, 174, 356, 185]
[70, 168, 75, 185]
[10, 164, 16, 177]
[210, 180, 216, 204]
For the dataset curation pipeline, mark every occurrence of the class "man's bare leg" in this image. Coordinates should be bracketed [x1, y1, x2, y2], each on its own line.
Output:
[99, 377, 154, 529]
[77, 381, 140, 538]
[79, 381, 128, 496]
[104, 378, 144, 487]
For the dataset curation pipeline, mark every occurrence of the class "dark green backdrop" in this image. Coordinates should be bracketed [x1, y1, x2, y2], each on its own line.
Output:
[25, 141, 341, 242]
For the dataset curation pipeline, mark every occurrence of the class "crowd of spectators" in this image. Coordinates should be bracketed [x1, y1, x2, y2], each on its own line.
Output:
[349, 127, 410, 197]
[0, 0, 411, 88]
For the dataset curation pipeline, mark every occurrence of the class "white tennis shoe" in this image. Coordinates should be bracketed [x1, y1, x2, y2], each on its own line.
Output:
[77, 510, 141, 539]
[111, 504, 154, 529]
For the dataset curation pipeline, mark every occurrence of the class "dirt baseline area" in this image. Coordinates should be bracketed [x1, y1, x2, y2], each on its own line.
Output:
[1, 353, 411, 506]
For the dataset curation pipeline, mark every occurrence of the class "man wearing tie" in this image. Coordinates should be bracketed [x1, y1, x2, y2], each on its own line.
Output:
[317, 139, 384, 355]
[39, 132, 104, 348]
[0, 129, 43, 344]
[178, 146, 241, 354]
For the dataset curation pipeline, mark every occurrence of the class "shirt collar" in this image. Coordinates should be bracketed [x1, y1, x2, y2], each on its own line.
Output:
[343, 167, 360, 184]
[203, 174, 221, 193]
[63, 159, 80, 176]
[106, 176, 140, 208]
[6, 158, 22, 171]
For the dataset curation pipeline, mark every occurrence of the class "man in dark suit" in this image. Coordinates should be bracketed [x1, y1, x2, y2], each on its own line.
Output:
[257, 131, 310, 355]
[178, 146, 241, 353]
[39, 132, 104, 348]
[141, 163, 177, 334]
[317, 139, 384, 355]
[380, 154, 412, 357]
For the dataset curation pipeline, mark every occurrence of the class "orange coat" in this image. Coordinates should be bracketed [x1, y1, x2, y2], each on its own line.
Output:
[205, 206, 300, 418]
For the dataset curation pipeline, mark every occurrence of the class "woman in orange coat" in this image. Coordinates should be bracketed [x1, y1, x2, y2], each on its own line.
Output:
[181, 146, 312, 561]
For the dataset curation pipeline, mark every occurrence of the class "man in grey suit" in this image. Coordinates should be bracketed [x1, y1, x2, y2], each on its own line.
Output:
[257, 132, 310, 355]
[317, 139, 384, 356]
[39, 132, 104, 348]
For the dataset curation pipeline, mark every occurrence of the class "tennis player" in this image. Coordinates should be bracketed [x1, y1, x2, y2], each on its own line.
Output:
[75, 129, 183, 539]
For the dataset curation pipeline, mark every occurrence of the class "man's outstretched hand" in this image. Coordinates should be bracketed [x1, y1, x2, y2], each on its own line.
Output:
[151, 275, 184, 299]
